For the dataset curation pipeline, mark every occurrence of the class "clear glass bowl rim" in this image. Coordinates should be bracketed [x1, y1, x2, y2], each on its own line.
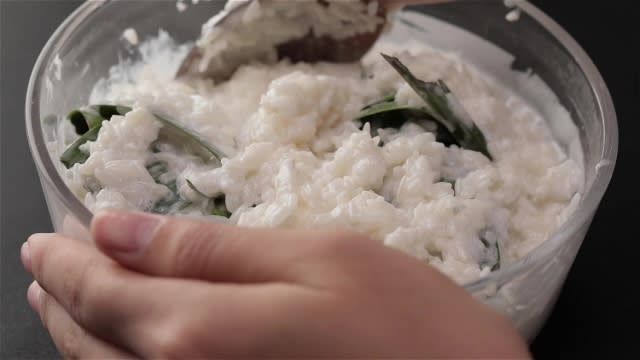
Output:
[25, 0, 618, 292]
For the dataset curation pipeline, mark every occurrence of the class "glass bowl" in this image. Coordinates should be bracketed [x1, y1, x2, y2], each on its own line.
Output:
[26, 0, 617, 341]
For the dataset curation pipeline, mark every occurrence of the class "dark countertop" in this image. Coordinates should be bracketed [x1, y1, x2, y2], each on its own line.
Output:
[1, 1, 637, 359]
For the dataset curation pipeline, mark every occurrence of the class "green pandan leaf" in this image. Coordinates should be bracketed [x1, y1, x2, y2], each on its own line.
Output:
[60, 105, 226, 168]
[381, 54, 492, 160]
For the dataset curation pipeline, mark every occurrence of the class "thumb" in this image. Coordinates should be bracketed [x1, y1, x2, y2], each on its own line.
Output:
[91, 210, 311, 283]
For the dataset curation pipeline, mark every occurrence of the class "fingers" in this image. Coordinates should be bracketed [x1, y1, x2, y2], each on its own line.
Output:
[25, 233, 303, 358]
[91, 210, 338, 282]
[27, 282, 136, 360]
[25, 233, 188, 357]
[26, 233, 150, 331]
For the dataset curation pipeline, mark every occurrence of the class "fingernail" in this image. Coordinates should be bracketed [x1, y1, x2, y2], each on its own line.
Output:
[92, 211, 163, 253]
[27, 282, 42, 313]
[21, 242, 31, 273]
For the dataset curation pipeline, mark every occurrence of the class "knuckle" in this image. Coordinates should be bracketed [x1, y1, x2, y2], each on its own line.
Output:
[38, 290, 53, 329]
[152, 318, 199, 359]
[153, 314, 263, 358]
[64, 260, 98, 325]
[27, 233, 130, 334]
[170, 224, 220, 277]
[39, 294, 85, 360]
[56, 324, 85, 360]
[297, 229, 378, 284]
[315, 229, 369, 255]
[66, 261, 120, 328]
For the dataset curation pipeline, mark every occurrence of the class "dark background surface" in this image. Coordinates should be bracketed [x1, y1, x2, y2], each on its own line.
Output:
[1, 1, 637, 359]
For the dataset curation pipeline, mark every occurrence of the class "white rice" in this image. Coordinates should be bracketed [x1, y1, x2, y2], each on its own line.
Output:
[56, 3, 583, 284]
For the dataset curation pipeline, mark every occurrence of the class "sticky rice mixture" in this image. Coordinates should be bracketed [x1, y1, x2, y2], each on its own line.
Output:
[56, 30, 583, 284]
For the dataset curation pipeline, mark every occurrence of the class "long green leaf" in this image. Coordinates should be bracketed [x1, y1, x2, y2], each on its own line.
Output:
[90, 104, 132, 120]
[67, 110, 100, 134]
[59, 105, 225, 168]
[356, 97, 458, 147]
[60, 125, 102, 168]
[355, 99, 413, 121]
[152, 113, 225, 164]
[381, 54, 492, 160]
[186, 179, 231, 218]
[147, 161, 169, 182]
[152, 195, 192, 215]
[186, 179, 208, 198]
[67, 105, 132, 135]
[146, 161, 192, 214]
[479, 235, 501, 271]
[360, 93, 397, 111]
[61, 105, 133, 168]
[207, 195, 231, 218]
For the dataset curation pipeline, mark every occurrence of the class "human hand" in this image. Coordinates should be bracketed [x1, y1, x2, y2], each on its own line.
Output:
[22, 210, 530, 359]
